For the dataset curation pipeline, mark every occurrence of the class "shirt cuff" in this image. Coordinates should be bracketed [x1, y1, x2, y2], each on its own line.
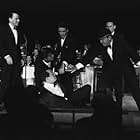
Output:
[75, 62, 84, 70]
[4, 55, 10, 59]
[62, 61, 68, 67]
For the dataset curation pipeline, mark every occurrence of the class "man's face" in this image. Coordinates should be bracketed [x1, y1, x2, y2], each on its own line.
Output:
[106, 22, 116, 33]
[9, 13, 20, 27]
[33, 49, 39, 56]
[58, 27, 68, 39]
[100, 36, 111, 47]
[46, 53, 54, 62]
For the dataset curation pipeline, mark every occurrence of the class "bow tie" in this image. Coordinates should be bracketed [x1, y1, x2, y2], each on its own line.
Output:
[107, 45, 112, 49]
[13, 26, 17, 30]
[61, 38, 65, 40]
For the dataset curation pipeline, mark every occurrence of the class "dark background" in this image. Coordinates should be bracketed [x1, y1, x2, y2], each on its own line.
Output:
[0, 0, 140, 52]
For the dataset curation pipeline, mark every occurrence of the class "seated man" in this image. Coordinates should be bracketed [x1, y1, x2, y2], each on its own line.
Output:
[34, 47, 67, 107]
[34, 47, 64, 96]
[35, 47, 90, 107]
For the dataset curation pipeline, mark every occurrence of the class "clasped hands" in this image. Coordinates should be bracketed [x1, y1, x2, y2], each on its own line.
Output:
[58, 61, 84, 74]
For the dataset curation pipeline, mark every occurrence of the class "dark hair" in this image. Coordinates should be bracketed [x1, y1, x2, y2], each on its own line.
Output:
[104, 16, 118, 26]
[8, 12, 13, 19]
[8, 12, 20, 19]
[97, 28, 111, 39]
[40, 47, 54, 59]
[57, 21, 68, 29]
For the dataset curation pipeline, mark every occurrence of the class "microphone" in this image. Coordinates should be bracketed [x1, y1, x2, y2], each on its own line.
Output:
[23, 33, 28, 56]
[20, 33, 28, 65]
[23, 34, 27, 48]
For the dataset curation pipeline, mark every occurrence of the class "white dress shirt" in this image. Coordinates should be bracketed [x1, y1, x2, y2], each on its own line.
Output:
[107, 40, 113, 60]
[61, 36, 66, 47]
[111, 31, 115, 36]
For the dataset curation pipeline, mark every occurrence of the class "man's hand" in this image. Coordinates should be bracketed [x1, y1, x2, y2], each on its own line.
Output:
[4, 55, 13, 65]
[93, 57, 103, 66]
[21, 59, 25, 67]
[136, 61, 140, 67]
[75, 62, 84, 70]
[66, 64, 76, 73]
[58, 63, 65, 74]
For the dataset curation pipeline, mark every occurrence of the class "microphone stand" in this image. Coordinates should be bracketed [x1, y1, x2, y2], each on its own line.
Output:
[23, 34, 28, 87]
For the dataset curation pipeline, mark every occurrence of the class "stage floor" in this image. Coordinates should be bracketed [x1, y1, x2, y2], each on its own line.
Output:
[48, 93, 140, 130]
[0, 93, 140, 131]
[0, 93, 140, 140]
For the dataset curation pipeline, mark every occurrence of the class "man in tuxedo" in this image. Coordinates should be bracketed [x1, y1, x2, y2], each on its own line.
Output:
[93, 28, 140, 112]
[34, 48, 56, 90]
[34, 47, 71, 107]
[0, 12, 24, 110]
[54, 22, 80, 100]
[54, 22, 78, 66]
[53, 22, 91, 106]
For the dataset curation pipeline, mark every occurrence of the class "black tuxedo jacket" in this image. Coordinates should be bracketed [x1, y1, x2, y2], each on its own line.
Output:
[54, 34, 79, 66]
[0, 25, 24, 65]
[94, 32, 140, 75]
[90, 32, 140, 92]
[34, 55, 54, 87]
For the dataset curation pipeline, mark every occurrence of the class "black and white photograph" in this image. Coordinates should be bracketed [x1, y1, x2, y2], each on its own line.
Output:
[0, 0, 140, 139]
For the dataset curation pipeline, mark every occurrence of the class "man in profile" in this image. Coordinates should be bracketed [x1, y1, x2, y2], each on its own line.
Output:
[0, 12, 25, 111]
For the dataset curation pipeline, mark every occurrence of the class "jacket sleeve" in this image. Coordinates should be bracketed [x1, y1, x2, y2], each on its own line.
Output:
[121, 35, 140, 64]
[0, 27, 10, 58]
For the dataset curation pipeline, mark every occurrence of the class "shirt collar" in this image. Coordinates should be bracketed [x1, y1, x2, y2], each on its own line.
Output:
[9, 23, 15, 30]
[110, 40, 113, 47]
[112, 31, 115, 36]
[61, 35, 66, 40]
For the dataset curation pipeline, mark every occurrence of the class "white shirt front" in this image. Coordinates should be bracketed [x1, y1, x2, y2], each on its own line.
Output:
[107, 41, 113, 60]
[61, 36, 66, 47]
[9, 23, 18, 45]
[111, 31, 115, 36]
[61, 38, 65, 47]
[43, 82, 64, 97]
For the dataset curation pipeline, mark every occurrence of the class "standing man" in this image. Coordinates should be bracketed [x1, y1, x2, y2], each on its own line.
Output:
[53, 22, 90, 106]
[54, 22, 79, 100]
[0, 12, 24, 110]
[54, 22, 79, 69]
[93, 28, 140, 112]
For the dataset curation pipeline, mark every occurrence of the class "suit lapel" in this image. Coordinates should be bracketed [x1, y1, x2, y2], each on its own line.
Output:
[112, 39, 119, 59]
[8, 26, 17, 45]
[63, 36, 67, 47]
